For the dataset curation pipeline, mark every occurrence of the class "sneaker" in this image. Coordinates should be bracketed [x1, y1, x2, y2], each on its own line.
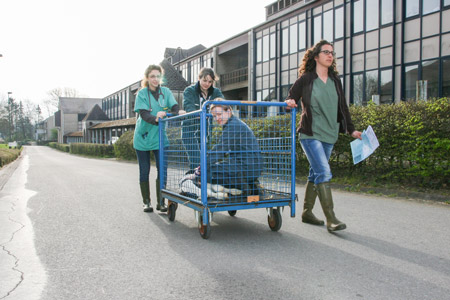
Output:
[143, 204, 153, 213]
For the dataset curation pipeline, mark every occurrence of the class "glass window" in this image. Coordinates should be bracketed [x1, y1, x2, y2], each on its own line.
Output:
[282, 28, 289, 55]
[406, 0, 419, 18]
[443, 59, 450, 97]
[404, 64, 419, 99]
[270, 33, 276, 59]
[290, 24, 298, 54]
[422, 0, 440, 15]
[422, 60, 439, 98]
[381, 0, 393, 25]
[380, 69, 393, 104]
[263, 35, 269, 61]
[299, 22, 306, 50]
[365, 70, 378, 102]
[314, 15, 322, 45]
[353, 74, 364, 105]
[335, 7, 344, 39]
[353, 0, 364, 33]
[281, 86, 291, 101]
[366, 0, 379, 31]
[262, 89, 269, 101]
[446, 0, 450, 7]
[323, 10, 333, 41]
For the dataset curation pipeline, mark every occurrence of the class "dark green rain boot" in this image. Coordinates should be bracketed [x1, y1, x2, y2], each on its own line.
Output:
[155, 178, 167, 212]
[316, 183, 346, 232]
[140, 182, 153, 213]
[301, 181, 325, 225]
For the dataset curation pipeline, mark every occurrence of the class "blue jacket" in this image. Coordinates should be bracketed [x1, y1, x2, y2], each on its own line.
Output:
[208, 115, 263, 179]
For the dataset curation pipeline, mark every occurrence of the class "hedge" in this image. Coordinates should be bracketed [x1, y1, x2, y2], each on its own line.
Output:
[245, 98, 449, 189]
[47, 98, 449, 190]
[49, 142, 70, 152]
[0, 148, 21, 167]
[70, 143, 115, 158]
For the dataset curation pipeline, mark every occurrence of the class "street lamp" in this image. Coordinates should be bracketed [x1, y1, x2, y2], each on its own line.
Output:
[7, 92, 13, 141]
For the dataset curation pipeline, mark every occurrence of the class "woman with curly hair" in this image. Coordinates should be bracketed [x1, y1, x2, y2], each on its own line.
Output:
[285, 40, 362, 232]
[133, 64, 185, 213]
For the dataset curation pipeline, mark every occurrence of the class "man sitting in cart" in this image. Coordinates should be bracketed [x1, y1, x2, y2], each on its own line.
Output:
[192, 101, 264, 196]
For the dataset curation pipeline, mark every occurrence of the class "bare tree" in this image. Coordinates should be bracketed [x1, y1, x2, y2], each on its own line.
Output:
[42, 87, 84, 117]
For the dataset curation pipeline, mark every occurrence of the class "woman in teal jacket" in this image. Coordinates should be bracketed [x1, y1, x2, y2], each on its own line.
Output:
[182, 68, 224, 170]
[134, 64, 185, 213]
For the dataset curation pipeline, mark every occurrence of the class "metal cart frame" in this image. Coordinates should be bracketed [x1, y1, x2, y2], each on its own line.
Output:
[159, 100, 297, 239]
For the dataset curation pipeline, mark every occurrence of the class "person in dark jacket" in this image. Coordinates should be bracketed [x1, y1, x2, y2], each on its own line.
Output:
[182, 68, 224, 170]
[133, 64, 185, 213]
[202, 102, 263, 193]
[285, 40, 362, 232]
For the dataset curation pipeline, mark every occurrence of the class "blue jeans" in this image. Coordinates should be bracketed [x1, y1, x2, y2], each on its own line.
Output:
[136, 149, 162, 183]
[300, 139, 334, 184]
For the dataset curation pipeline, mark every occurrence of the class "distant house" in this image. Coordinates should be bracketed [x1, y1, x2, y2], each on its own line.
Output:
[57, 97, 102, 143]
[65, 131, 83, 144]
[82, 104, 110, 143]
[89, 118, 136, 145]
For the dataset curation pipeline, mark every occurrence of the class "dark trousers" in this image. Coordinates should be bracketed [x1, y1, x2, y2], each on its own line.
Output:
[207, 160, 261, 192]
[136, 149, 163, 183]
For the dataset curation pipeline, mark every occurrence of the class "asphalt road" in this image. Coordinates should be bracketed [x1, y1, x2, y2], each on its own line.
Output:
[1, 146, 450, 300]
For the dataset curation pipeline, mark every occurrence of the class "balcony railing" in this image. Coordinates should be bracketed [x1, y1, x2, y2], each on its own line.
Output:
[221, 67, 248, 87]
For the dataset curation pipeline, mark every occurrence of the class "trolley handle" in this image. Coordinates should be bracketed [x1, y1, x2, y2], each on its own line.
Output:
[202, 100, 289, 111]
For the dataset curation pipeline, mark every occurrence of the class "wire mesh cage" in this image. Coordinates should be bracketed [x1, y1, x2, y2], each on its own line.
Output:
[160, 100, 295, 204]
[159, 100, 296, 238]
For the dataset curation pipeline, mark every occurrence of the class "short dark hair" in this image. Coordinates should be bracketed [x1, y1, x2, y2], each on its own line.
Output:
[198, 68, 218, 81]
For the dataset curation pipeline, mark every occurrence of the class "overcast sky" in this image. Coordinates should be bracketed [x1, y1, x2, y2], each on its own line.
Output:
[0, 0, 274, 112]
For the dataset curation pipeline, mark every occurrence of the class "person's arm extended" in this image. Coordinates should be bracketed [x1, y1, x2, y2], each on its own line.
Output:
[139, 109, 158, 125]
[170, 104, 186, 115]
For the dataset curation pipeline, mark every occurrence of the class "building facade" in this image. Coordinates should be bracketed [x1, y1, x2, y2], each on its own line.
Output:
[169, 0, 450, 114]
[42, 0, 450, 145]
[57, 97, 103, 143]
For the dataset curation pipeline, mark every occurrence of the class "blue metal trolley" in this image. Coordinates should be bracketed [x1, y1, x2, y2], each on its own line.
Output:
[158, 100, 296, 239]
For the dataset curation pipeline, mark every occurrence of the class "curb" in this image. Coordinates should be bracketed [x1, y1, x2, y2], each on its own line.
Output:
[295, 179, 449, 204]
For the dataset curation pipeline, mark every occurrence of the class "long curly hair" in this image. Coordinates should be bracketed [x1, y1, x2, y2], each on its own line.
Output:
[141, 64, 164, 88]
[298, 40, 338, 77]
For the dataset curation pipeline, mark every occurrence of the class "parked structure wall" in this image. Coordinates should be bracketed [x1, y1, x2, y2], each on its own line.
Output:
[168, 0, 450, 115]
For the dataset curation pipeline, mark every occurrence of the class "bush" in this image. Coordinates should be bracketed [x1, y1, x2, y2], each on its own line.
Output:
[0, 148, 21, 167]
[48, 142, 70, 152]
[332, 98, 449, 189]
[114, 131, 137, 160]
[37, 140, 55, 146]
[241, 99, 449, 190]
[70, 143, 115, 158]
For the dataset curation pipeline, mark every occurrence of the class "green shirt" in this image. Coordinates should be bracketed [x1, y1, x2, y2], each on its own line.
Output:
[300, 77, 339, 144]
[133, 86, 177, 151]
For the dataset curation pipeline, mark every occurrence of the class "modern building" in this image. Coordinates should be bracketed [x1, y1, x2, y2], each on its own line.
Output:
[43, 0, 450, 145]
[101, 58, 190, 121]
[167, 0, 450, 115]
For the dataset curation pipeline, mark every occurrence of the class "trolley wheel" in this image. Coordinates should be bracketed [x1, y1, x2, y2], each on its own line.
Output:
[168, 203, 176, 222]
[268, 208, 282, 231]
[198, 215, 211, 239]
[228, 210, 237, 217]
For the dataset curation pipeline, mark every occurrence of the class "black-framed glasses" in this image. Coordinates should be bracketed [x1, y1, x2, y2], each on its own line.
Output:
[320, 50, 336, 56]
